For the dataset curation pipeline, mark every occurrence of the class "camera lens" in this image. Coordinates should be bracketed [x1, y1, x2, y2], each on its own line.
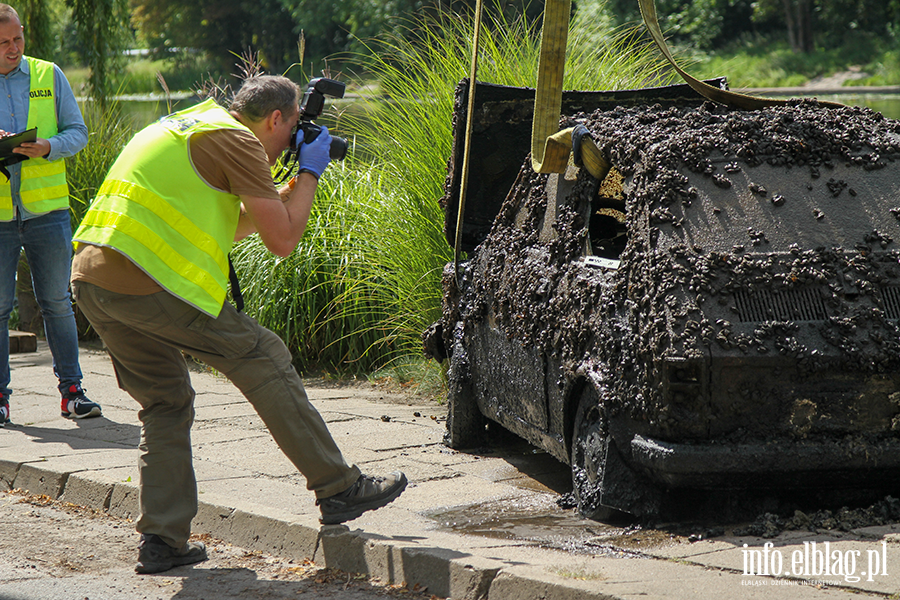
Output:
[330, 136, 348, 161]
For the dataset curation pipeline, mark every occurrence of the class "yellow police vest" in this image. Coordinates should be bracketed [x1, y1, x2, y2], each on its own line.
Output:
[0, 56, 69, 221]
[73, 99, 251, 317]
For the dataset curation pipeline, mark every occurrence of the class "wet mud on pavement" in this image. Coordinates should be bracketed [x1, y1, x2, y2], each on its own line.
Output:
[426, 432, 727, 553]
[429, 494, 690, 558]
[425, 432, 649, 556]
[427, 429, 900, 546]
[425, 429, 900, 588]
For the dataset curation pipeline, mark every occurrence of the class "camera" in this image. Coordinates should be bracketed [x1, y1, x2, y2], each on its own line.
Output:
[292, 77, 348, 161]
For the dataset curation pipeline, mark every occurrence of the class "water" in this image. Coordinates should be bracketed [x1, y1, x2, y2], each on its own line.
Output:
[118, 94, 197, 125]
[777, 92, 900, 120]
[846, 95, 900, 119]
[426, 495, 640, 556]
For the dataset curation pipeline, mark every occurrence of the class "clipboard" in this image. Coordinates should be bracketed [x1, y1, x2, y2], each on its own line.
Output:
[0, 127, 37, 181]
[0, 127, 36, 160]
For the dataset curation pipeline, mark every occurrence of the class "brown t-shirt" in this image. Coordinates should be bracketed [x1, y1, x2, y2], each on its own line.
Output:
[72, 127, 280, 294]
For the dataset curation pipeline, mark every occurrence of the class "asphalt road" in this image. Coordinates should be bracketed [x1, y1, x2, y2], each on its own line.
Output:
[0, 489, 438, 600]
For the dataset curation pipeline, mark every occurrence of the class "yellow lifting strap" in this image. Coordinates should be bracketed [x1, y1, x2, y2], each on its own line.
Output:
[530, 0, 572, 174]
[530, 0, 611, 179]
[454, 0, 485, 282]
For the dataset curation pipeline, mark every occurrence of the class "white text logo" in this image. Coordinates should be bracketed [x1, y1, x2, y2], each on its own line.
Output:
[742, 541, 889, 583]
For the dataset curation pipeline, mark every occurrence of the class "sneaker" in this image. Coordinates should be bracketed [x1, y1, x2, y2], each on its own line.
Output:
[135, 533, 208, 574]
[317, 471, 408, 525]
[60, 384, 102, 419]
[0, 394, 9, 427]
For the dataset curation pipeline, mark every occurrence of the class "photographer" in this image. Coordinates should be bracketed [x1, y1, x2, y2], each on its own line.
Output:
[70, 75, 407, 575]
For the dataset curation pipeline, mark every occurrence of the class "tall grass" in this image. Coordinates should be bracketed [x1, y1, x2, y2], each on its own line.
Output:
[67, 102, 136, 227]
[232, 5, 676, 390]
[64, 100, 136, 338]
[229, 164, 389, 372]
[853, 48, 900, 87]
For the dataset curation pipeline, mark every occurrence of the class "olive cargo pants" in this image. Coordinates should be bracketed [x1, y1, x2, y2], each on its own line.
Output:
[72, 282, 360, 548]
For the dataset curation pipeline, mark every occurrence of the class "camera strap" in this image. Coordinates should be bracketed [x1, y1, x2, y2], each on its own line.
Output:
[273, 147, 300, 186]
[228, 255, 244, 312]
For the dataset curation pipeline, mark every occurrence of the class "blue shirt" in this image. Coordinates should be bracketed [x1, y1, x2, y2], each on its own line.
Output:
[0, 56, 88, 220]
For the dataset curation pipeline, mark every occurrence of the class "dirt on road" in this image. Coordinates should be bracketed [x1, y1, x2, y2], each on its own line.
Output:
[0, 489, 440, 600]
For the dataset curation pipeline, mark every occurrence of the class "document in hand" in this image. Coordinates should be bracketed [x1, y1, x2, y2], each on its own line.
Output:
[0, 127, 37, 180]
[0, 127, 37, 160]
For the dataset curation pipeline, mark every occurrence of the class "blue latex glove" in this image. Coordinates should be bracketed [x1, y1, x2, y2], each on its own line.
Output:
[296, 125, 332, 179]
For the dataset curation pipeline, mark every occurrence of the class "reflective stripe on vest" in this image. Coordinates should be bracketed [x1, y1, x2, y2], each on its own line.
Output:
[0, 57, 68, 221]
[73, 99, 247, 317]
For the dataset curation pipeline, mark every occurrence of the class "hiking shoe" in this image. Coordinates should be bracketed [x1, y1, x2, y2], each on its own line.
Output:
[317, 471, 408, 525]
[60, 384, 102, 419]
[0, 394, 9, 427]
[135, 533, 208, 574]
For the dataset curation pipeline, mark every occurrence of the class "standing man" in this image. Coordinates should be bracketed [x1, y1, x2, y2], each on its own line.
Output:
[71, 75, 407, 575]
[0, 4, 98, 427]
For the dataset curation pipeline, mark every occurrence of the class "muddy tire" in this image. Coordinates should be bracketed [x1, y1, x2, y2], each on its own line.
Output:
[444, 338, 487, 449]
[571, 387, 614, 520]
[572, 386, 661, 520]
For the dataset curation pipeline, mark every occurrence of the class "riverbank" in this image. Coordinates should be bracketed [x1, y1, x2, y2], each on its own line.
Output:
[736, 76, 900, 118]
[738, 68, 900, 96]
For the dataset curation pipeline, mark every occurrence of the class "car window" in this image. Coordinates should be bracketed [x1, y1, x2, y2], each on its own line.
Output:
[586, 166, 628, 260]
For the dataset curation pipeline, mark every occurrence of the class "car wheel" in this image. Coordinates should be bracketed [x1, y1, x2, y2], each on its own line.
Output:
[571, 386, 661, 520]
[444, 337, 486, 449]
[571, 387, 613, 520]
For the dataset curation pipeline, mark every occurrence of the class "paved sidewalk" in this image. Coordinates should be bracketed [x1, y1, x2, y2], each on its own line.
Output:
[2, 341, 900, 599]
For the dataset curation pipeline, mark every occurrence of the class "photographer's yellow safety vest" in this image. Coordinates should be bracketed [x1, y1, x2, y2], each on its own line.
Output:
[0, 57, 69, 221]
[73, 99, 251, 317]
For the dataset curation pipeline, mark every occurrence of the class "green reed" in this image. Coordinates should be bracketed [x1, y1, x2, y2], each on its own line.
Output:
[66, 101, 135, 227]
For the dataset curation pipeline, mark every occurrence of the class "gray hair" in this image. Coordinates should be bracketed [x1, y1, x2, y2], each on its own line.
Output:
[230, 75, 300, 123]
[0, 4, 20, 25]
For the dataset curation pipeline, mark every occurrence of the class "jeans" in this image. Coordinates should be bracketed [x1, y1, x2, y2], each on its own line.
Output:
[0, 209, 82, 397]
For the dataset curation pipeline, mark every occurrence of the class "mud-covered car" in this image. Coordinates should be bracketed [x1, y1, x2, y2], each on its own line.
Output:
[424, 80, 900, 519]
